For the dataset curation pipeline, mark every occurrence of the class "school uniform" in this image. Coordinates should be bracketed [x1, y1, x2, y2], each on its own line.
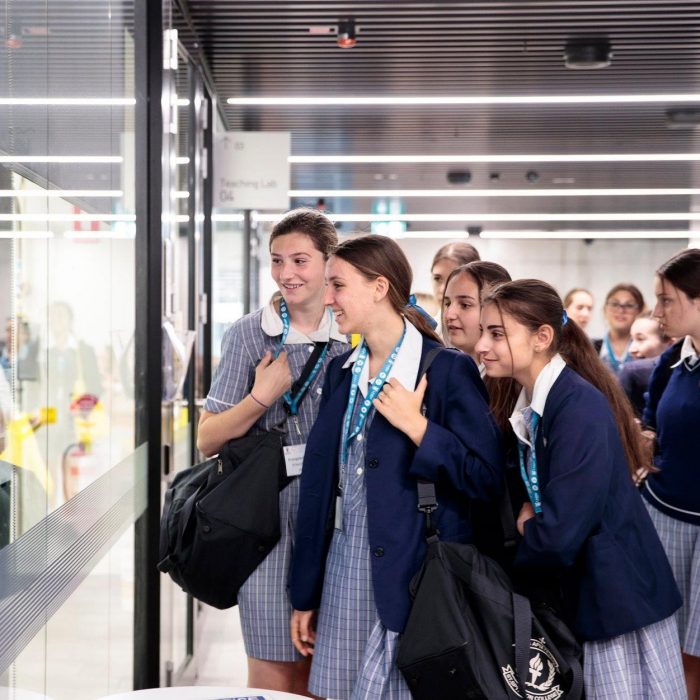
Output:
[595, 332, 633, 375]
[511, 356, 685, 698]
[289, 321, 504, 698]
[618, 356, 658, 418]
[642, 335, 700, 658]
[204, 301, 348, 662]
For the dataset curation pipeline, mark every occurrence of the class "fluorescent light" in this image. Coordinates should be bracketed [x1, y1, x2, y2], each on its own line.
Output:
[0, 230, 54, 239]
[212, 213, 245, 222]
[253, 212, 700, 223]
[64, 230, 135, 240]
[289, 188, 700, 198]
[229, 93, 700, 107]
[0, 189, 123, 198]
[479, 230, 690, 240]
[176, 99, 190, 107]
[0, 156, 123, 164]
[289, 153, 700, 164]
[0, 98, 136, 106]
[174, 156, 190, 166]
[173, 190, 190, 199]
[0, 214, 135, 222]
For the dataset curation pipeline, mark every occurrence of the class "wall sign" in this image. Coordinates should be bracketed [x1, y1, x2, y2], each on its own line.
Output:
[214, 131, 290, 210]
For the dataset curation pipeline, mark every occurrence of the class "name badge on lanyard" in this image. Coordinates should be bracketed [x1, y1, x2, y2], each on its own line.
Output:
[335, 326, 406, 530]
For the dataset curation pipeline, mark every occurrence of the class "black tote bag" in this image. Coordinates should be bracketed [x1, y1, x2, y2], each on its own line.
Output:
[397, 540, 583, 700]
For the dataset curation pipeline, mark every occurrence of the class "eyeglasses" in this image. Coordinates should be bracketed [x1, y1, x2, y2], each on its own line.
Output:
[606, 301, 639, 312]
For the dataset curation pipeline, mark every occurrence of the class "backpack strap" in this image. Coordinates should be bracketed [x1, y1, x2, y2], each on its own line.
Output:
[415, 345, 445, 543]
[512, 592, 532, 697]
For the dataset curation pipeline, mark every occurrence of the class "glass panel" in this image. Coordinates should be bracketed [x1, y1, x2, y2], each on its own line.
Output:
[1, 0, 137, 696]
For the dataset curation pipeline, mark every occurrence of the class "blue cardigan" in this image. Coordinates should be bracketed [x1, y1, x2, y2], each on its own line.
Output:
[515, 367, 681, 641]
[288, 337, 505, 633]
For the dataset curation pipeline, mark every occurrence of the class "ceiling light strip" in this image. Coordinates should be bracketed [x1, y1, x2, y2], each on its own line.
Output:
[0, 231, 55, 239]
[289, 153, 700, 164]
[253, 212, 700, 223]
[0, 156, 123, 164]
[229, 93, 700, 107]
[0, 98, 136, 106]
[0, 214, 135, 222]
[290, 188, 700, 198]
[479, 230, 690, 240]
[0, 190, 123, 198]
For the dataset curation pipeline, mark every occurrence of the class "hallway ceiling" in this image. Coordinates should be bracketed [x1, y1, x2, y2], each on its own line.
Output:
[181, 0, 700, 236]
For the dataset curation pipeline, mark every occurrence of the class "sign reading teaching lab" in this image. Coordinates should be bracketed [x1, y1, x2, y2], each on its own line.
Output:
[214, 131, 291, 210]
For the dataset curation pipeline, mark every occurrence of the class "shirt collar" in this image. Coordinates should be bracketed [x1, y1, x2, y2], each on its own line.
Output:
[260, 299, 346, 344]
[671, 335, 699, 368]
[342, 319, 423, 398]
[509, 354, 566, 448]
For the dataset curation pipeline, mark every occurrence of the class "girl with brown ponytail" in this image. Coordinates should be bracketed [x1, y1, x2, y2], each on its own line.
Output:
[475, 278, 685, 698]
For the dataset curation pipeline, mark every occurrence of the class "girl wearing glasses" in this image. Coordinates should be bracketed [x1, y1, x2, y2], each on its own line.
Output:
[475, 279, 684, 698]
[593, 283, 645, 375]
[289, 235, 503, 698]
[643, 248, 700, 699]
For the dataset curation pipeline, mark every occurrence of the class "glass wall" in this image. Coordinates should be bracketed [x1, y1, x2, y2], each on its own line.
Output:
[0, 1, 137, 697]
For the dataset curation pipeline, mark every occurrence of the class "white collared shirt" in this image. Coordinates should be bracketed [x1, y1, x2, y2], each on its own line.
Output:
[509, 354, 567, 448]
[671, 335, 699, 368]
[260, 299, 346, 344]
[342, 319, 423, 398]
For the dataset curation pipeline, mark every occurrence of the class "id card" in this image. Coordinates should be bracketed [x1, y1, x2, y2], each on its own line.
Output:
[283, 443, 306, 477]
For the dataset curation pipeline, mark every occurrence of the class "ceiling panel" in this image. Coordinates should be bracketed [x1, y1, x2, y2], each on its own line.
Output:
[177, 1, 700, 233]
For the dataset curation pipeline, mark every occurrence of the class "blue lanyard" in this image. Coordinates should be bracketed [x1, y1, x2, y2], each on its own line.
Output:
[518, 412, 542, 514]
[339, 327, 406, 490]
[603, 332, 631, 373]
[275, 298, 332, 416]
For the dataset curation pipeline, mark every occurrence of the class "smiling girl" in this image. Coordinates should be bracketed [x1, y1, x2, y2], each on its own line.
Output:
[475, 279, 685, 698]
[197, 209, 349, 695]
[289, 234, 503, 699]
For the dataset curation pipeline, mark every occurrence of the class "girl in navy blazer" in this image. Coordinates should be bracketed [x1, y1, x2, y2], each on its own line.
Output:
[289, 235, 504, 699]
[643, 248, 700, 700]
[475, 279, 685, 699]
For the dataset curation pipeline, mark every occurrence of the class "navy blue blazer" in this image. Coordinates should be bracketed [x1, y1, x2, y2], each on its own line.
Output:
[289, 337, 505, 633]
[514, 367, 681, 641]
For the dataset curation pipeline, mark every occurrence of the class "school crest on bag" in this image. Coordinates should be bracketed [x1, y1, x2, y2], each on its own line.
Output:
[501, 637, 564, 700]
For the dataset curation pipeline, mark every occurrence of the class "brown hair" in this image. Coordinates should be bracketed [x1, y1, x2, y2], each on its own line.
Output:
[269, 208, 338, 258]
[633, 311, 671, 344]
[431, 241, 480, 271]
[656, 247, 700, 300]
[563, 287, 593, 308]
[333, 235, 443, 343]
[604, 283, 645, 313]
[483, 279, 647, 480]
[444, 261, 519, 433]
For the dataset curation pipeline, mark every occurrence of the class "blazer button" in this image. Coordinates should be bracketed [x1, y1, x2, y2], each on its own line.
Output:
[368, 458, 379, 469]
[373, 546, 385, 557]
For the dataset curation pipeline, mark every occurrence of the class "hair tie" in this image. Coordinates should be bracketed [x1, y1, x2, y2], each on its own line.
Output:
[562, 310, 569, 327]
[406, 294, 438, 330]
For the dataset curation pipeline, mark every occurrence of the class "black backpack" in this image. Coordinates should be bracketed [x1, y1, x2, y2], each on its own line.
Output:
[157, 430, 287, 609]
[397, 540, 583, 699]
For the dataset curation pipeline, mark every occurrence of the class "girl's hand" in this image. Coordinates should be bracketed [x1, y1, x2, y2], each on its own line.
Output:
[517, 502, 535, 535]
[252, 350, 292, 406]
[373, 375, 429, 446]
[290, 609, 317, 656]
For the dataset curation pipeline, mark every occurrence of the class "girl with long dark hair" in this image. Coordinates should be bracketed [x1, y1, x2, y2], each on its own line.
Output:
[475, 279, 685, 698]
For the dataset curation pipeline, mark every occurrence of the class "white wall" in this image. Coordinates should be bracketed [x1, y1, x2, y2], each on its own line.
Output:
[402, 236, 686, 338]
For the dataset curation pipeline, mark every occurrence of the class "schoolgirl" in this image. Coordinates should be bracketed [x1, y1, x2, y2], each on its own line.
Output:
[643, 247, 700, 699]
[594, 283, 645, 375]
[563, 287, 594, 332]
[289, 235, 504, 699]
[197, 209, 349, 694]
[442, 260, 512, 364]
[475, 279, 685, 699]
